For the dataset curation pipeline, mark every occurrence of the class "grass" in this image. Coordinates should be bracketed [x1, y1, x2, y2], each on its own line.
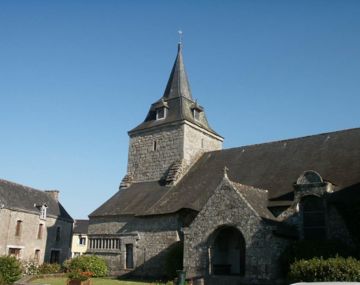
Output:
[30, 277, 169, 285]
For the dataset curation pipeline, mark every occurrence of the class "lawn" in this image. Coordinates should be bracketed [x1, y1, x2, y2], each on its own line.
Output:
[30, 277, 169, 285]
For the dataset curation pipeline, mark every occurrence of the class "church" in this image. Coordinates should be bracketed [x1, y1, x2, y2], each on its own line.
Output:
[88, 43, 360, 284]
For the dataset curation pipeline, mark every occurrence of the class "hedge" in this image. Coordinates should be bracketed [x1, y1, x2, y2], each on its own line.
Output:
[68, 255, 108, 277]
[289, 256, 360, 282]
[0, 256, 22, 284]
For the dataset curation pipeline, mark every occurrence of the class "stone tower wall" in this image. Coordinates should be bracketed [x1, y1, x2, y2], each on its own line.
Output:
[127, 125, 184, 182]
[127, 123, 222, 183]
[183, 123, 222, 167]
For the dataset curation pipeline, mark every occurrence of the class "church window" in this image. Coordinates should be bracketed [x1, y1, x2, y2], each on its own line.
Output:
[153, 140, 157, 151]
[301, 196, 327, 240]
[125, 244, 134, 269]
[15, 220, 22, 236]
[156, 107, 166, 120]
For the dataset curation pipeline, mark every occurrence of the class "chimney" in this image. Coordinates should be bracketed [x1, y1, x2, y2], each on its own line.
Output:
[45, 190, 60, 201]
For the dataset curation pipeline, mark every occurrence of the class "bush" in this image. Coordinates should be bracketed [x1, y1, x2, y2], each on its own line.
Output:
[289, 256, 360, 282]
[280, 239, 355, 274]
[165, 241, 183, 279]
[0, 274, 6, 285]
[22, 259, 39, 275]
[0, 256, 22, 284]
[68, 255, 108, 277]
[38, 262, 61, 274]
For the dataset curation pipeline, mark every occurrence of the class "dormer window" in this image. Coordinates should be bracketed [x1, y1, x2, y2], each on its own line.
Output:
[40, 204, 47, 220]
[153, 99, 169, 121]
[190, 101, 203, 121]
[156, 107, 166, 120]
[193, 109, 200, 121]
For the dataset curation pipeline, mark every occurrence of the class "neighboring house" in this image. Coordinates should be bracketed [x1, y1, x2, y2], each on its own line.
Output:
[88, 43, 360, 284]
[0, 179, 73, 264]
[71, 219, 89, 257]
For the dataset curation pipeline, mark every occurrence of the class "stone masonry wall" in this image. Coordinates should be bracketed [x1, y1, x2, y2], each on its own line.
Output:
[127, 123, 223, 183]
[183, 123, 222, 167]
[88, 214, 181, 277]
[0, 208, 72, 264]
[127, 125, 183, 182]
[184, 179, 287, 284]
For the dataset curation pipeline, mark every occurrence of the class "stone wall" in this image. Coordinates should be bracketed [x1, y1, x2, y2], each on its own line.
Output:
[184, 178, 287, 284]
[127, 125, 184, 182]
[127, 122, 222, 183]
[183, 123, 222, 167]
[0, 208, 72, 264]
[88, 214, 181, 277]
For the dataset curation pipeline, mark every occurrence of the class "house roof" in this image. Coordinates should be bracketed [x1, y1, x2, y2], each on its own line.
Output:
[73, 219, 89, 234]
[128, 44, 221, 138]
[0, 179, 73, 222]
[90, 127, 360, 218]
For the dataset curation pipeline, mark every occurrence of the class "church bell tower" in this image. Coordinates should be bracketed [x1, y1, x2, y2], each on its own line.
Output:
[124, 43, 223, 185]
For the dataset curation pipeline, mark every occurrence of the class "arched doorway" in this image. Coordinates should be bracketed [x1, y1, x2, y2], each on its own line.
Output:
[209, 226, 245, 276]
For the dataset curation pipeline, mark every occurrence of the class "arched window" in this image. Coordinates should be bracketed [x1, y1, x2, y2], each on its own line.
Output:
[209, 226, 245, 276]
[301, 196, 326, 240]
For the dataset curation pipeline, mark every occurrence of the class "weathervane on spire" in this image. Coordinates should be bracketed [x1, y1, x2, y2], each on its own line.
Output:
[178, 30, 183, 44]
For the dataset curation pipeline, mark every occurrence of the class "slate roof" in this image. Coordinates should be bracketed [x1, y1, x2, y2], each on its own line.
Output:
[129, 44, 221, 138]
[0, 179, 73, 222]
[231, 182, 276, 221]
[90, 127, 360, 218]
[73, 219, 89, 234]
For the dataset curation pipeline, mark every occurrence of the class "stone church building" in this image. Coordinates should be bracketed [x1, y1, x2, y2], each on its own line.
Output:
[88, 43, 360, 284]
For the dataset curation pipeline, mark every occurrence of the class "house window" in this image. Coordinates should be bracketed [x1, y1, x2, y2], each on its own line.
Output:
[34, 249, 40, 262]
[125, 244, 134, 269]
[56, 226, 61, 242]
[302, 196, 327, 240]
[153, 140, 157, 151]
[79, 236, 86, 245]
[8, 248, 21, 258]
[15, 220, 22, 236]
[50, 250, 60, 264]
[40, 205, 47, 220]
[156, 107, 166, 120]
[37, 224, 44, 239]
[193, 109, 200, 121]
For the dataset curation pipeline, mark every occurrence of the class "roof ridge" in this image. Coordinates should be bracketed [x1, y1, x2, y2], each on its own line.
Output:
[209, 126, 360, 154]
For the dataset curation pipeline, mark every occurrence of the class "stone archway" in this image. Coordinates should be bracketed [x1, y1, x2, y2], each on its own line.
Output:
[208, 226, 245, 276]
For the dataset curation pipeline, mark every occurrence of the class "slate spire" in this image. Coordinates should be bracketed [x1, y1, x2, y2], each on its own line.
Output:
[162, 43, 193, 100]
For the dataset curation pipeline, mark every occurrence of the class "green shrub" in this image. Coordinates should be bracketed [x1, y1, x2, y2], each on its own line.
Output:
[280, 239, 355, 274]
[38, 262, 61, 274]
[68, 255, 108, 277]
[165, 241, 183, 279]
[0, 274, 6, 285]
[0, 256, 22, 284]
[289, 256, 360, 282]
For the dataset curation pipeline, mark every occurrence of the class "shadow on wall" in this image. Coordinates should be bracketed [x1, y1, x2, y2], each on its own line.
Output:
[44, 220, 72, 264]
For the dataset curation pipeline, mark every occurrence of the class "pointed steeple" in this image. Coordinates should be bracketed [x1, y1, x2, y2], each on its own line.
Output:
[162, 43, 193, 100]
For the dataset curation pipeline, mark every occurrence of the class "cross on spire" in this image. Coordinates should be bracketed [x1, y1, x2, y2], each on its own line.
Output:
[178, 30, 183, 44]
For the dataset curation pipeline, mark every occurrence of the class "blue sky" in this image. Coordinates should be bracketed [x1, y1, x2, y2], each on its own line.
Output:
[1, 1, 359, 219]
